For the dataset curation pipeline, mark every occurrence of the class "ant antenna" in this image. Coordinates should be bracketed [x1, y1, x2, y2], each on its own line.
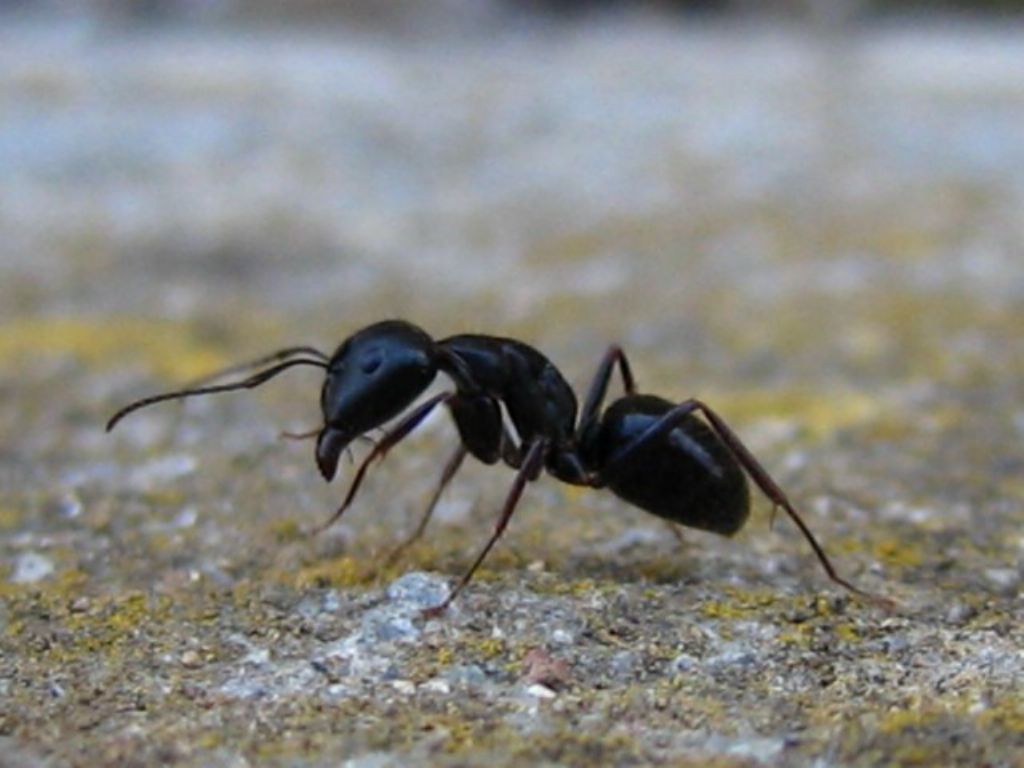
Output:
[183, 346, 329, 389]
[106, 357, 329, 432]
[280, 428, 321, 440]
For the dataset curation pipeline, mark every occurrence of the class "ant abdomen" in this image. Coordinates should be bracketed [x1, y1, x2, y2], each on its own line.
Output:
[586, 395, 751, 536]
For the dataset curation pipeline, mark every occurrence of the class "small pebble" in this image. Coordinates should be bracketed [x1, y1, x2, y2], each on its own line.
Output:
[171, 506, 198, 528]
[360, 610, 419, 644]
[984, 568, 1020, 593]
[522, 648, 572, 690]
[390, 680, 416, 696]
[671, 653, 699, 673]
[385, 571, 450, 609]
[444, 664, 488, 688]
[610, 650, 639, 680]
[945, 601, 978, 625]
[420, 679, 451, 694]
[129, 454, 197, 489]
[69, 596, 91, 613]
[54, 492, 83, 519]
[342, 750, 399, 768]
[705, 642, 756, 670]
[526, 683, 557, 700]
[550, 628, 574, 645]
[10, 553, 54, 584]
[181, 650, 203, 669]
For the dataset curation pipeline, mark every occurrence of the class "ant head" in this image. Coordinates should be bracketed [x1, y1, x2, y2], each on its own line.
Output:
[315, 320, 438, 480]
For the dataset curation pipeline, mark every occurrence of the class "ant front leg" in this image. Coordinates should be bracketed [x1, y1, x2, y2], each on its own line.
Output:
[576, 345, 637, 441]
[602, 398, 893, 607]
[316, 392, 454, 532]
[423, 439, 547, 617]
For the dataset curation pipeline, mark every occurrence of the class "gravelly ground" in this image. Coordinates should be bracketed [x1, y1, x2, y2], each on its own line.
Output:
[1, 9, 1023, 767]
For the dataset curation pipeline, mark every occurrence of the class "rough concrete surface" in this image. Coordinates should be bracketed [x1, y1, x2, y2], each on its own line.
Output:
[1, 9, 1022, 767]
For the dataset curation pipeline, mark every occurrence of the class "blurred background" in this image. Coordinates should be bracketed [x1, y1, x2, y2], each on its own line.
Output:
[3, 0, 1024, 365]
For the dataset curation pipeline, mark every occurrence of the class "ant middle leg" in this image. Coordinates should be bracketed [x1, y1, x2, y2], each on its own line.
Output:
[383, 407, 526, 571]
[382, 443, 468, 569]
[423, 439, 547, 616]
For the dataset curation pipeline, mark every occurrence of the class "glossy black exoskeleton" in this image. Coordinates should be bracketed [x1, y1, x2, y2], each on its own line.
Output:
[107, 319, 889, 614]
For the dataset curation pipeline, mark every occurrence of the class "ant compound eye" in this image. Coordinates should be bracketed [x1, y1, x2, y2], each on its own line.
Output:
[360, 349, 383, 375]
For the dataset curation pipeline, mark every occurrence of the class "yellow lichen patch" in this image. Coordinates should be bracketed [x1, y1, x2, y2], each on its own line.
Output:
[0, 507, 21, 530]
[230, 579, 258, 608]
[138, 488, 187, 508]
[998, 477, 1024, 503]
[560, 485, 588, 503]
[475, 636, 505, 659]
[466, 548, 526, 583]
[700, 587, 779, 620]
[976, 700, 1024, 734]
[834, 623, 861, 643]
[711, 388, 883, 441]
[194, 731, 225, 751]
[869, 226, 940, 261]
[0, 565, 87, 601]
[813, 595, 836, 617]
[0, 316, 227, 380]
[831, 536, 873, 557]
[58, 591, 172, 658]
[388, 539, 445, 573]
[0, 565, 13, 600]
[777, 628, 812, 647]
[289, 556, 375, 589]
[699, 600, 749, 621]
[439, 716, 479, 753]
[532, 576, 600, 597]
[53, 566, 90, 594]
[268, 518, 302, 544]
[873, 538, 924, 568]
[877, 706, 940, 735]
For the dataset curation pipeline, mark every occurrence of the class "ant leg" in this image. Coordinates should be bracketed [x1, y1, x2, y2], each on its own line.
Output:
[423, 439, 547, 617]
[382, 443, 468, 569]
[663, 521, 687, 548]
[315, 392, 453, 532]
[602, 399, 893, 607]
[576, 345, 637, 440]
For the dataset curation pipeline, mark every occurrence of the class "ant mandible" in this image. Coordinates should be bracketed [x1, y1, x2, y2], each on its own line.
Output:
[107, 319, 891, 615]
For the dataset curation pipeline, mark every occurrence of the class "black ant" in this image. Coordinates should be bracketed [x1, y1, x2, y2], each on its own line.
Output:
[107, 319, 892, 615]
